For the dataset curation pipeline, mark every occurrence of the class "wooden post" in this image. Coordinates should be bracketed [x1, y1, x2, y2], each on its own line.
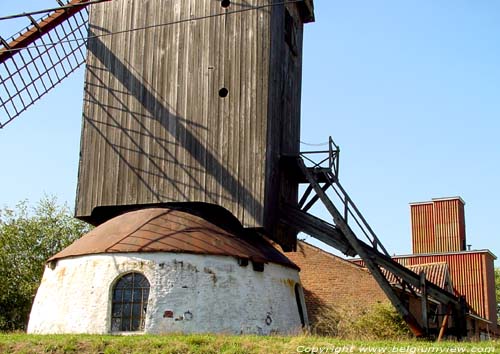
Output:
[438, 304, 452, 342]
[420, 271, 429, 336]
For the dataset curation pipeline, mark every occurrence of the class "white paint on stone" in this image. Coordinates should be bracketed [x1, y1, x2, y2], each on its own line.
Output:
[28, 252, 307, 335]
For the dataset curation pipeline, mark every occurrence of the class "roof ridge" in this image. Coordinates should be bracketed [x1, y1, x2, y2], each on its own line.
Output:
[296, 240, 369, 271]
[407, 261, 448, 267]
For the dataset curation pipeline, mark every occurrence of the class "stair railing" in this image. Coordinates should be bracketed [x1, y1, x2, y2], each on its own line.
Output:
[299, 136, 389, 256]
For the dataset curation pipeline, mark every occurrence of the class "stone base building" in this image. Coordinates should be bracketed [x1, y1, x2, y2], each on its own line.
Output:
[28, 208, 308, 335]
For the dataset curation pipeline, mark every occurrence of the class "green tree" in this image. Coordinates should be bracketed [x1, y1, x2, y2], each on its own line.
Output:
[0, 196, 91, 331]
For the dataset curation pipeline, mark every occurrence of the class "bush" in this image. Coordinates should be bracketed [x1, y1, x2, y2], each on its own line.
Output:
[0, 197, 91, 331]
[352, 303, 412, 340]
[310, 303, 412, 340]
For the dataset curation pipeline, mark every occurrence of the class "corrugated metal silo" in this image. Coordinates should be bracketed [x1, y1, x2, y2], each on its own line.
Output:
[410, 197, 466, 254]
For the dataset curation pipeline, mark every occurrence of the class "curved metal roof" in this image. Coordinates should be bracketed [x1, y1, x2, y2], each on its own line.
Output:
[49, 208, 298, 269]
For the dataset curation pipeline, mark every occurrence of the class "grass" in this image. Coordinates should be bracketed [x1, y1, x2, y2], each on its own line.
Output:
[0, 333, 498, 354]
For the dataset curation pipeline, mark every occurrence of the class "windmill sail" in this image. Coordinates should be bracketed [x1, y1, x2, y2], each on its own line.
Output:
[0, 0, 93, 128]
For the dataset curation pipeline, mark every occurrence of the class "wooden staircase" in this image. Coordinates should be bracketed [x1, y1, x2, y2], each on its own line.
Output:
[280, 138, 467, 338]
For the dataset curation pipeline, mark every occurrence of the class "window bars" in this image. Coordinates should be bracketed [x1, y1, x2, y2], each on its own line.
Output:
[111, 272, 150, 332]
[0, 1, 90, 129]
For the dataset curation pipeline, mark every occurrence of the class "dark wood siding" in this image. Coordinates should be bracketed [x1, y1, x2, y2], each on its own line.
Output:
[264, 3, 304, 250]
[76, 0, 312, 248]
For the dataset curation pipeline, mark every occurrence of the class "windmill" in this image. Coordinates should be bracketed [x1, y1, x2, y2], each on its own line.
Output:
[0, 0, 467, 338]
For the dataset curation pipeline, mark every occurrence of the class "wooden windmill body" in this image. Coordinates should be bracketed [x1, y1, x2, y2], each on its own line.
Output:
[76, 0, 315, 251]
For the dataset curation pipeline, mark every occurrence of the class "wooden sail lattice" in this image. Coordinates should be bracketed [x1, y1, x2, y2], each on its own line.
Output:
[0, 1, 90, 128]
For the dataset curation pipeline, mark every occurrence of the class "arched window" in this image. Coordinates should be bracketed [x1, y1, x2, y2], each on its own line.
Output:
[111, 272, 150, 332]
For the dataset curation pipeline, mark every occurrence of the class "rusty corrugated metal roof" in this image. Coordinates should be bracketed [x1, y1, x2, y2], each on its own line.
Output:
[384, 262, 453, 293]
[351, 250, 497, 324]
[49, 208, 299, 269]
[394, 252, 497, 323]
[406, 262, 452, 291]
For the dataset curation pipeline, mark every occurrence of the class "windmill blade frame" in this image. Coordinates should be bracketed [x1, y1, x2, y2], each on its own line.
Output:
[0, 0, 103, 128]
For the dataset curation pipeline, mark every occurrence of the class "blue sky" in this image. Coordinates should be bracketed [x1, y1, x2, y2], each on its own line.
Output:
[0, 1, 499, 263]
[299, 1, 500, 263]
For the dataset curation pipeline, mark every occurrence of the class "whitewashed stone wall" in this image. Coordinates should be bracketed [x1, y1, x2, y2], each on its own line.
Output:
[28, 253, 307, 335]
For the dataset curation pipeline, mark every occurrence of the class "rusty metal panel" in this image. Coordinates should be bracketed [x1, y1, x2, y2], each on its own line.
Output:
[410, 197, 466, 254]
[394, 252, 496, 324]
[354, 251, 497, 324]
[408, 262, 451, 291]
[49, 208, 299, 270]
[483, 253, 498, 327]
[410, 202, 435, 254]
[433, 198, 466, 252]
[458, 201, 466, 251]
[382, 262, 451, 292]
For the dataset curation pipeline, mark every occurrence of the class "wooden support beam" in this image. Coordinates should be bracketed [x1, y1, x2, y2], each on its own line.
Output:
[280, 205, 356, 257]
[295, 158, 425, 337]
[301, 182, 332, 213]
[363, 247, 459, 306]
[438, 305, 452, 342]
[285, 157, 466, 339]
[420, 271, 429, 336]
[298, 185, 313, 209]
[283, 203, 460, 307]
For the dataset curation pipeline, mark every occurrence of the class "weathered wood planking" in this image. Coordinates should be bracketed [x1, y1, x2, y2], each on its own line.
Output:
[76, 0, 314, 250]
[265, 3, 307, 250]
